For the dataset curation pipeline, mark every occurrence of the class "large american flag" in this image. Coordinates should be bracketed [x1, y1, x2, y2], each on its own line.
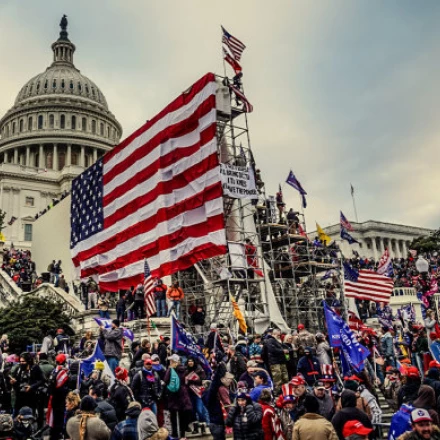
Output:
[343, 262, 394, 303]
[221, 26, 246, 61]
[71, 73, 227, 291]
[144, 260, 156, 317]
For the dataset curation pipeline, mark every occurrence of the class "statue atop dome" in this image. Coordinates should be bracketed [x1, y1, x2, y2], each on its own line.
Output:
[58, 14, 69, 41]
[60, 15, 68, 32]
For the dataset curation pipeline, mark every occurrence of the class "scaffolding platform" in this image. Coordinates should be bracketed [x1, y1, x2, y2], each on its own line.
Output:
[261, 233, 306, 251]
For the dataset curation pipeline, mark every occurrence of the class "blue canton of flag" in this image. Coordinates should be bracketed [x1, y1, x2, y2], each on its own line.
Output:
[70, 159, 104, 248]
[343, 262, 359, 282]
[285, 170, 307, 208]
[340, 226, 359, 245]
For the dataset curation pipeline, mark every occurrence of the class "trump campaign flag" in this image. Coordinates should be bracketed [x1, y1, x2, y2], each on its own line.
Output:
[324, 302, 369, 373]
[286, 170, 307, 209]
[71, 73, 227, 291]
[171, 314, 212, 373]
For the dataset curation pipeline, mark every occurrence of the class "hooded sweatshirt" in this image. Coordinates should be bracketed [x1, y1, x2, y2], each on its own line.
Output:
[413, 385, 440, 426]
[331, 390, 374, 440]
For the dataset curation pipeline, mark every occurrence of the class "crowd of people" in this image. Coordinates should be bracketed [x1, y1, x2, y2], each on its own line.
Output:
[1, 311, 440, 440]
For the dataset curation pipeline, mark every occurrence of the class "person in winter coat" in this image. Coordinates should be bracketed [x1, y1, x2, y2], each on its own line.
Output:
[249, 371, 271, 402]
[47, 353, 70, 439]
[163, 354, 193, 439]
[423, 366, 440, 401]
[130, 339, 151, 369]
[100, 319, 123, 373]
[280, 394, 297, 439]
[185, 356, 209, 434]
[130, 359, 162, 414]
[133, 284, 146, 320]
[89, 387, 118, 431]
[293, 395, 338, 440]
[398, 368, 422, 408]
[397, 408, 440, 440]
[297, 347, 321, 386]
[166, 282, 184, 320]
[66, 395, 111, 440]
[111, 401, 142, 440]
[65, 392, 81, 435]
[388, 403, 414, 440]
[262, 329, 289, 395]
[109, 367, 134, 422]
[228, 345, 247, 381]
[313, 380, 335, 421]
[203, 362, 227, 440]
[413, 385, 440, 426]
[190, 306, 205, 336]
[331, 390, 373, 440]
[226, 391, 263, 440]
[296, 324, 316, 351]
[137, 407, 159, 440]
[258, 388, 283, 440]
[315, 333, 332, 366]
[152, 280, 167, 318]
[381, 326, 396, 367]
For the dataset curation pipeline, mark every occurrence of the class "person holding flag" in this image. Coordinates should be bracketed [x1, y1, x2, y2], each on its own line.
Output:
[99, 319, 123, 373]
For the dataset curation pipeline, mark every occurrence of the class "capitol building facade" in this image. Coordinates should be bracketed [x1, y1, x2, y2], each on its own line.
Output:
[0, 18, 122, 249]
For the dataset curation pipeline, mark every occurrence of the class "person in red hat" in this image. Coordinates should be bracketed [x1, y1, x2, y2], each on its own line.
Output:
[109, 367, 134, 422]
[398, 367, 422, 408]
[424, 362, 440, 402]
[131, 358, 162, 414]
[342, 420, 373, 440]
[295, 324, 316, 351]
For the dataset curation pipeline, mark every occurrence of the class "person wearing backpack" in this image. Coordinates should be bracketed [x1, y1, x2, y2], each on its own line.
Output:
[164, 354, 193, 439]
[109, 367, 134, 422]
[130, 359, 162, 415]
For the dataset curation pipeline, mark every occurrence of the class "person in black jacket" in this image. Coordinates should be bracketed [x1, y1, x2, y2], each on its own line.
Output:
[424, 367, 440, 401]
[109, 367, 134, 422]
[262, 329, 288, 395]
[157, 338, 170, 366]
[228, 346, 247, 381]
[10, 352, 45, 418]
[130, 359, 162, 414]
[89, 386, 118, 430]
[331, 390, 374, 440]
[203, 363, 227, 440]
[226, 391, 263, 440]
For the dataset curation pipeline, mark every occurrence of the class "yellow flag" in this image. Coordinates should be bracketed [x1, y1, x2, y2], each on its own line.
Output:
[316, 222, 331, 246]
[0, 232, 5, 242]
[230, 295, 247, 334]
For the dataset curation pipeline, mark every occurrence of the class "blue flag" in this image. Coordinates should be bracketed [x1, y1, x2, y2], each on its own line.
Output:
[78, 342, 114, 386]
[94, 317, 134, 341]
[171, 315, 212, 374]
[286, 170, 307, 208]
[323, 302, 370, 373]
[340, 226, 359, 244]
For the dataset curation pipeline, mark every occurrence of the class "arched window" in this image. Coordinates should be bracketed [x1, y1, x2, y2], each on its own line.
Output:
[36, 82, 40, 92]
[100, 122, 104, 136]
[49, 114, 54, 129]
[82, 117, 87, 131]
[19, 119, 24, 132]
[107, 126, 110, 138]
[44, 80, 48, 89]
[85, 84, 89, 94]
[5, 126, 9, 137]
[28, 116, 33, 131]
[60, 114, 65, 129]
[61, 79, 65, 89]
[78, 82, 82, 92]
[71, 115, 76, 130]
[12, 122, 16, 134]
[52, 79, 57, 89]
[38, 115, 44, 129]
[70, 80, 74, 90]
[91, 120, 96, 134]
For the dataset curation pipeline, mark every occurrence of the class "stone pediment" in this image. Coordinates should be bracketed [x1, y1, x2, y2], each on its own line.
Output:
[21, 216, 35, 222]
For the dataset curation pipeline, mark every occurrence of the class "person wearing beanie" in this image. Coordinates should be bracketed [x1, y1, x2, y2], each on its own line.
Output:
[226, 390, 263, 440]
[137, 406, 159, 440]
[112, 401, 142, 440]
[66, 395, 110, 440]
[89, 386, 118, 430]
[258, 388, 283, 440]
[292, 394, 338, 440]
[109, 367, 135, 422]
[331, 390, 373, 440]
[99, 319, 123, 373]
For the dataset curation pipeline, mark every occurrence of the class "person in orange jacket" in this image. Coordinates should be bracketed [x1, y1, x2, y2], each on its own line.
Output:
[167, 281, 184, 320]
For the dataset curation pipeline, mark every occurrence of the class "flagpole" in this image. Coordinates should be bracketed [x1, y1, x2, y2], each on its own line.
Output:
[350, 184, 359, 223]
[221, 26, 227, 78]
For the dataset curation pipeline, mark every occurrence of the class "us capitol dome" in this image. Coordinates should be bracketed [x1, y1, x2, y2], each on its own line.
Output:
[0, 16, 122, 249]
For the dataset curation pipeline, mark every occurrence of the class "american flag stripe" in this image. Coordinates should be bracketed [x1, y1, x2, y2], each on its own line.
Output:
[221, 26, 246, 61]
[344, 270, 394, 302]
[144, 260, 156, 317]
[71, 73, 227, 290]
[229, 85, 253, 113]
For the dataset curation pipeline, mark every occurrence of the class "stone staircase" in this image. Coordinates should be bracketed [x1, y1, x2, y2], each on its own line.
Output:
[377, 392, 393, 439]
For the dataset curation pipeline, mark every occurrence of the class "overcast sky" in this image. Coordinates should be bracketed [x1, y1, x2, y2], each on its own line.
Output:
[1, 1, 439, 230]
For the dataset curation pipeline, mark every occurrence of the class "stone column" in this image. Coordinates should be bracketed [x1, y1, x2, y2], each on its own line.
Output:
[53, 144, 58, 171]
[371, 238, 378, 261]
[80, 146, 85, 167]
[39, 144, 44, 168]
[13, 148, 18, 164]
[66, 144, 72, 166]
[92, 148, 98, 163]
[3, 151, 8, 164]
[25, 146, 30, 167]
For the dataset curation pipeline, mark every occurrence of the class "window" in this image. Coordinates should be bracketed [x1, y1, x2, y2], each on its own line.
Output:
[70, 80, 74, 90]
[28, 116, 33, 131]
[60, 114, 65, 129]
[71, 115, 76, 130]
[107, 126, 110, 138]
[19, 119, 24, 132]
[24, 224, 33, 241]
[38, 115, 43, 129]
[52, 79, 57, 89]
[61, 79, 65, 89]
[84, 155, 90, 168]
[91, 120, 96, 134]
[100, 122, 104, 136]
[25, 197, 35, 207]
[49, 114, 54, 129]
[78, 82, 82, 92]
[12, 122, 16, 134]
[44, 80, 48, 89]
[82, 117, 87, 131]
[71, 152, 78, 166]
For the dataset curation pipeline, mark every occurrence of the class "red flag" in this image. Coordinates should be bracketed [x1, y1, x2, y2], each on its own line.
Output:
[223, 48, 242, 74]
